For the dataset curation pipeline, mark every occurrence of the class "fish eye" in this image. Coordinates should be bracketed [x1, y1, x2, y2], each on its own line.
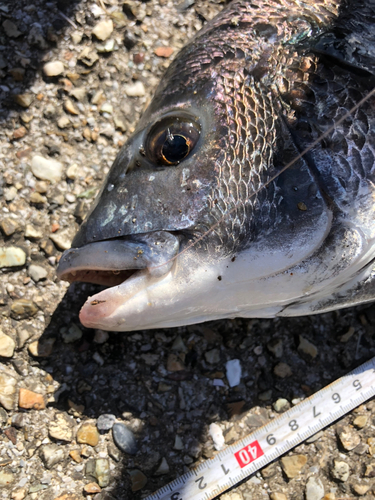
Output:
[146, 117, 201, 166]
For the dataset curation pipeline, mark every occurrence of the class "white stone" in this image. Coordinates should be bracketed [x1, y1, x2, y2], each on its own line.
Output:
[30, 155, 63, 182]
[43, 61, 64, 77]
[305, 476, 325, 500]
[0, 247, 26, 268]
[124, 81, 146, 97]
[225, 359, 241, 387]
[209, 422, 225, 451]
[0, 372, 17, 410]
[92, 19, 113, 41]
[0, 332, 15, 357]
[28, 264, 48, 282]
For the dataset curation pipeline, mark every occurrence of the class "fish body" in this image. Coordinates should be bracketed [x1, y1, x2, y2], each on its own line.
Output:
[57, 0, 375, 331]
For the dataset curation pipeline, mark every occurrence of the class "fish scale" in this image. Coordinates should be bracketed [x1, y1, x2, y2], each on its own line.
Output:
[57, 0, 375, 331]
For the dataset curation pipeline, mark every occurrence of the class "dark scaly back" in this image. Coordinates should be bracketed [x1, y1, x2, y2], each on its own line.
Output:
[147, 0, 375, 254]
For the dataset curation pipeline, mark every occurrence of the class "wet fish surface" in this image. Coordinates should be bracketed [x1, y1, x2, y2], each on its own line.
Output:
[57, 0, 375, 331]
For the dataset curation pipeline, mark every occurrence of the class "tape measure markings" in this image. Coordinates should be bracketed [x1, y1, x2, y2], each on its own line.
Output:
[144, 356, 375, 500]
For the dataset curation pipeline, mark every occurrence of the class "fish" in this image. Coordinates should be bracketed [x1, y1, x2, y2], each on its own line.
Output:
[57, 0, 375, 332]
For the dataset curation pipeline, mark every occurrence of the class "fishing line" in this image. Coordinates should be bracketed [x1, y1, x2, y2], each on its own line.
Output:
[149, 85, 375, 271]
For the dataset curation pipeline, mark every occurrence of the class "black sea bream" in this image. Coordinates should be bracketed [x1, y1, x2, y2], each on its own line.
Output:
[57, 0, 375, 331]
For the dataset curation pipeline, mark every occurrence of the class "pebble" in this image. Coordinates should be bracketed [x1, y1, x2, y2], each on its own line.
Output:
[154, 47, 174, 58]
[62, 324, 83, 343]
[108, 442, 121, 462]
[49, 412, 74, 442]
[28, 264, 48, 282]
[273, 398, 289, 413]
[30, 192, 47, 204]
[77, 422, 99, 447]
[273, 362, 292, 378]
[30, 155, 63, 182]
[0, 247, 26, 268]
[124, 81, 146, 97]
[364, 463, 375, 477]
[25, 225, 43, 239]
[13, 126, 27, 139]
[4, 186, 17, 201]
[70, 87, 86, 101]
[112, 422, 138, 455]
[353, 415, 368, 428]
[129, 469, 147, 491]
[298, 336, 318, 358]
[79, 47, 99, 66]
[97, 39, 115, 52]
[64, 99, 79, 115]
[174, 435, 184, 451]
[209, 422, 225, 451]
[40, 443, 65, 469]
[0, 219, 19, 236]
[166, 353, 185, 371]
[270, 494, 287, 500]
[43, 61, 64, 77]
[337, 425, 361, 450]
[50, 229, 72, 251]
[83, 482, 101, 494]
[352, 483, 371, 495]
[93, 330, 109, 344]
[155, 457, 169, 475]
[331, 459, 350, 482]
[0, 332, 15, 357]
[97, 413, 116, 432]
[305, 476, 325, 500]
[280, 454, 307, 479]
[71, 31, 83, 44]
[18, 388, 45, 410]
[94, 458, 110, 487]
[267, 338, 283, 358]
[205, 348, 220, 364]
[11, 487, 27, 500]
[0, 469, 15, 486]
[69, 449, 82, 463]
[14, 94, 34, 108]
[11, 299, 38, 319]
[225, 359, 241, 387]
[57, 116, 70, 129]
[2, 20, 21, 37]
[92, 20, 113, 40]
[28, 338, 55, 357]
[0, 373, 17, 410]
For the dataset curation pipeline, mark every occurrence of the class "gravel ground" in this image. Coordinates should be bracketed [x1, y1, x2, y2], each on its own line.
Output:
[1, 1, 375, 500]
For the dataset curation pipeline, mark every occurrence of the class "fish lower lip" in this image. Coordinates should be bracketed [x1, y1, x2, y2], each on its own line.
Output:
[56, 231, 180, 286]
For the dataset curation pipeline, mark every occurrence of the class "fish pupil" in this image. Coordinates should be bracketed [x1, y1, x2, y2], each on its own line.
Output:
[162, 134, 189, 163]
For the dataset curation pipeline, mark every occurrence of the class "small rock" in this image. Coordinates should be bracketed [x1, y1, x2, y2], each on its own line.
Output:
[353, 415, 368, 429]
[267, 338, 283, 358]
[0, 373, 17, 410]
[31, 155, 63, 182]
[93, 330, 109, 344]
[273, 398, 289, 413]
[173, 435, 184, 451]
[40, 443, 65, 469]
[11, 413, 27, 428]
[28, 264, 48, 282]
[25, 225, 43, 239]
[43, 61, 64, 77]
[11, 487, 27, 500]
[70, 87, 86, 101]
[49, 412, 74, 442]
[97, 413, 116, 432]
[28, 338, 55, 357]
[0, 332, 15, 357]
[91, 89, 104, 104]
[298, 336, 318, 358]
[270, 494, 287, 500]
[209, 422, 225, 451]
[78, 47, 99, 66]
[18, 388, 45, 410]
[337, 425, 361, 451]
[62, 324, 83, 343]
[64, 99, 79, 115]
[97, 39, 115, 52]
[0, 469, 14, 486]
[83, 482, 101, 494]
[154, 47, 174, 58]
[108, 442, 121, 462]
[50, 229, 72, 251]
[167, 353, 184, 371]
[352, 483, 371, 496]
[225, 359, 241, 387]
[0, 219, 19, 236]
[280, 454, 307, 479]
[11, 299, 38, 320]
[124, 81, 146, 97]
[112, 422, 138, 455]
[129, 469, 147, 492]
[221, 494, 243, 500]
[12, 126, 27, 139]
[114, 115, 127, 132]
[57, 116, 70, 129]
[364, 462, 375, 477]
[0, 247, 26, 268]
[30, 192, 47, 204]
[4, 186, 17, 201]
[71, 31, 83, 44]
[305, 476, 325, 500]
[14, 94, 34, 108]
[77, 422, 100, 447]
[94, 458, 110, 487]
[154, 457, 169, 475]
[205, 348, 220, 364]
[69, 449, 82, 463]
[2, 20, 21, 37]
[331, 459, 350, 482]
[92, 19, 113, 40]
[274, 362, 292, 378]
[4, 426, 17, 444]
[100, 102, 113, 114]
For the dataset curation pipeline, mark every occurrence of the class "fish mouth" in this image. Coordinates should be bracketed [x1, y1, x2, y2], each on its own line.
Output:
[56, 231, 180, 329]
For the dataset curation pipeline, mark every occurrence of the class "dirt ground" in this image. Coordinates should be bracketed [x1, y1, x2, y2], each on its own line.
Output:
[1, 1, 375, 499]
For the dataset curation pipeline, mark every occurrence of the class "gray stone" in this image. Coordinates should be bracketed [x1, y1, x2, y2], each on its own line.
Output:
[205, 348, 220, 364]
[112, 422, 138, 455]
[154, 457, 169, 475]
[95, 458, 110, 487]
[97, 413, 116, 432]
[28, 264, 48, 282]
[40, 443, 65, 469]
[305, 476, 325, 500]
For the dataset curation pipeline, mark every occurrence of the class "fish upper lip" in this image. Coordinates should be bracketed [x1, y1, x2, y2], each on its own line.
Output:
[56, 230, 181, 286]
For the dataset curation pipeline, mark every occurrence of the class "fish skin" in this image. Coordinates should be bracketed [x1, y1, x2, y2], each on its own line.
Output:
[58, 0, 375, 330]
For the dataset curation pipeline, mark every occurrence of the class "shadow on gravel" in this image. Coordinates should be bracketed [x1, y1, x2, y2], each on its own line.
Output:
[0, 0, 83, 122]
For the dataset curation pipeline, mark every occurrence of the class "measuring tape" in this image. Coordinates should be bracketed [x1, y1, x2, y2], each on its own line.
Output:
[144, 355, 375, 500]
